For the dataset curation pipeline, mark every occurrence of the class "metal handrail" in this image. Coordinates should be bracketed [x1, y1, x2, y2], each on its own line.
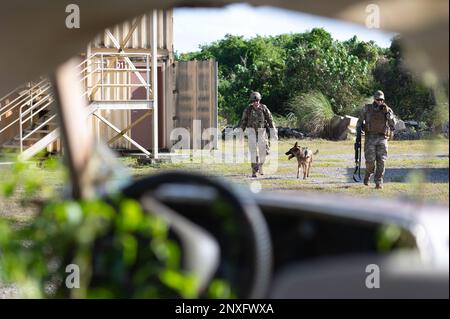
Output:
[0, 93, 29, 118]
[0, 78, 48, 112]
[78, 57, 102, 76]
[76, 53, 97, 68]
[0, 84, 49, 134]
[0, 84, 26, 107]
[77, 52, 151, 73]
[88, 51, 153, 57]
[78, 52, 152, 96]
[0, 86, 52, 135]
[99, 68, 151, 72]
[22, 113, 56, 141]
[21, 96, 54, 122]
[82, 53, 153, 101]
[79, 65, 100, 78]
[19, 84, 52, 117]
[81, 83, 152, 98]
[2, 52, 151, 116]
[79, 67, 101, 82]
[20, 99, 54, 134]
[0, 78, 50, 116]
[96, 84, 151, 87]
[19, 98, 55, 152]
[2, 51, 155, 152]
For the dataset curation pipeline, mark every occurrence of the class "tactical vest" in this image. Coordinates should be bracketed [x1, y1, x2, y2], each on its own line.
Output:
[246, 104, 268, 129]
[365, 103, 389, 135]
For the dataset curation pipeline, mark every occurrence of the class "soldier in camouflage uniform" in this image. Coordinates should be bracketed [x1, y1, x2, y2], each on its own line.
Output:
[240, 92, 277, 177]
[356, 90, 396, 189]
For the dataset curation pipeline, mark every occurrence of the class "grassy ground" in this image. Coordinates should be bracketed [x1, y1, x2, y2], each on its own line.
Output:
[1, 138, 448, 223]
[119, 138, 449, 205]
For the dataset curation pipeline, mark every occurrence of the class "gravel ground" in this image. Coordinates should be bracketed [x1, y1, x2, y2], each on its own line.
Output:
[232, 152, 449, 186]
[0, 285, 18, 299]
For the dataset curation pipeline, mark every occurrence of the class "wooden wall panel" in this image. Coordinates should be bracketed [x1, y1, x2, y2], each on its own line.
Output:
[174, 60, 218, 149]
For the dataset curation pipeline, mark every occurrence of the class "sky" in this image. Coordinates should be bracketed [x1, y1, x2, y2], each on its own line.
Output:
[173, 3, 395, 53]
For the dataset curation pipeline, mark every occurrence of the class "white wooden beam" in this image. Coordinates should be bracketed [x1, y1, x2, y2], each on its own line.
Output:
[105, 29, 148, 88]
[94, 111, 151, 156]
[19, 128, 60, 161]
[107, 110, 151, 145]
[120, 16, 142, 49]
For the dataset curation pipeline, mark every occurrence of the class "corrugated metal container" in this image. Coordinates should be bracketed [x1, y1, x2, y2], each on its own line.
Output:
[89, 9, 173, 52]
[80, 10, 217, 152]
[86, 9, 173, 150]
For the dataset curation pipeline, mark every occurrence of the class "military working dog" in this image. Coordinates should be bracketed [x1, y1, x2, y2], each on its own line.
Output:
[285, 142, 319, 179]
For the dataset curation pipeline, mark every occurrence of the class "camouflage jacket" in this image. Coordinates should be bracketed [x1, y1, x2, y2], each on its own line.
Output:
[240, 103, 275, 131]
[356, 102, 396, 138]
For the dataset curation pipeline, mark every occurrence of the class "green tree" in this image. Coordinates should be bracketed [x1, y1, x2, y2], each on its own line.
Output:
[284, 29, 373, 116]
[177, 30, 441, 126]
[373, 36, 437, 122]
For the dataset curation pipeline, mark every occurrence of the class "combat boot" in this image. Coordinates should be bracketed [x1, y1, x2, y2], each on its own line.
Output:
[259, 164, 264, 175]
[251, 163, 258, 177]
[375, 183, 383, 189]
[363, 173, 370, 186]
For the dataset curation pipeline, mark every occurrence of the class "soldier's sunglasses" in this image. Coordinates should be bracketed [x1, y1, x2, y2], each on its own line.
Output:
[375, 98, 384, 102]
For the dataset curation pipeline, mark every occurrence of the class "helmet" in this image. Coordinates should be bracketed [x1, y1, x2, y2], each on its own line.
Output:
[374, 90, 385, 100]
[250, 91, 262, 101]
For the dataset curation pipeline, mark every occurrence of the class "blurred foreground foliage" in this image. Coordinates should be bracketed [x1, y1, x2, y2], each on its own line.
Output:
[0, 157, 232, 298]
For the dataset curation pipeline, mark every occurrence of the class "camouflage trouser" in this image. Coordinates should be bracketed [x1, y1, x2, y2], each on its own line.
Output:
[248, 128, 268, 173]
[364, 134, 388, 184]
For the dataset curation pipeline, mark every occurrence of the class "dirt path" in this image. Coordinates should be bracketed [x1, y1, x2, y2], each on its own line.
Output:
[234, 152, 448, 182]
[219, 151, 449, 203]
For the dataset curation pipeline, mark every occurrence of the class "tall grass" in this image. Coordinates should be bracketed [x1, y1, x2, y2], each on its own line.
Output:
[272, 112, 298, 128]
[288, 91, 335, 136]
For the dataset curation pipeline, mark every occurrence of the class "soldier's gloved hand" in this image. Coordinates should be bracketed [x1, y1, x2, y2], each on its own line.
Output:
[382, 104, 389, 113]
[386, 111, 394, 121]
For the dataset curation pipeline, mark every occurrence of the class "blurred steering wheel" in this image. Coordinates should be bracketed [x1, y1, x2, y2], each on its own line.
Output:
[122, 171, 272, 298]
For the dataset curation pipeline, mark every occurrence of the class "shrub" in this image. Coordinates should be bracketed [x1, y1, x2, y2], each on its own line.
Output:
[272, 112, 298, 128]
[288, 91, 335, 136]
[0, 158, 233, 298]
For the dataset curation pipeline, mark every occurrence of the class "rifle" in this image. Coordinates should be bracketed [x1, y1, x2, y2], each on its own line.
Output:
[353, 127, 362, 182]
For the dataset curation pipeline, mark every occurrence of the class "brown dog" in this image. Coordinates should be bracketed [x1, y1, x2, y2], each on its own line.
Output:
[285, 142, 319, 179]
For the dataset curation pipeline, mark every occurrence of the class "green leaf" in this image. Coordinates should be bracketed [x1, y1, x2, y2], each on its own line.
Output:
[377, 224, 402, 251]
[159, 270, 198, 299]
[117, 199, 143, 232]
[0, 219, 11, 245]
[208, 279, 235, 299]
[1, 181, 17, 197]
[121, 233, 137, 265]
